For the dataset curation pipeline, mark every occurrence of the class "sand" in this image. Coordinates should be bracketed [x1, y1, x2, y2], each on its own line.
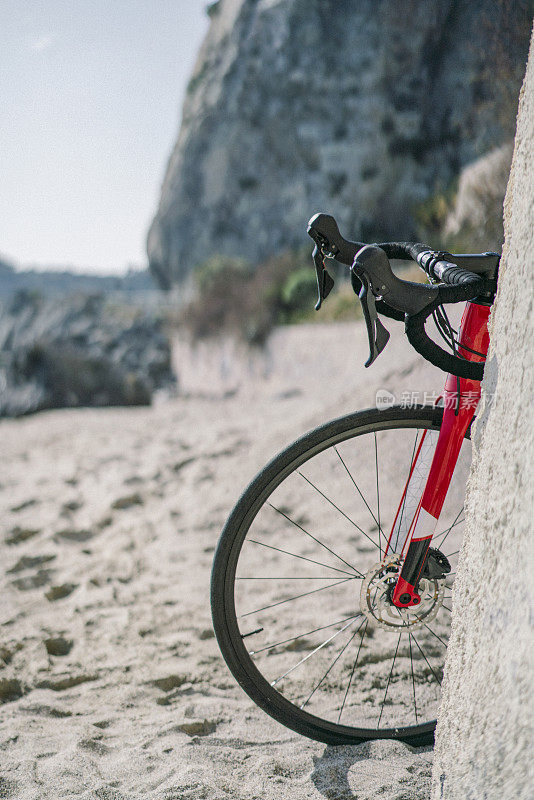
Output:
[1, 320, 455, 799]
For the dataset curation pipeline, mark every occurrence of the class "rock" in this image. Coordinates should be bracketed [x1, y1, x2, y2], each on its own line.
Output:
[147, 0, 531, 289]
[0, 291, 176, 418]
[443, 141, 514, 251]
[431, 35, 534, 800]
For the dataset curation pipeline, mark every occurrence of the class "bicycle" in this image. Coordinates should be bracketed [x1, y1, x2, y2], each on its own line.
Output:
[210, 212, 499, 747]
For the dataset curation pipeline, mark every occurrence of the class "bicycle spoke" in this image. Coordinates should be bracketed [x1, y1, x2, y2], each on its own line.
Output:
[241, 627, 263, 639]
[271, 615, 362, 687]
[249, 614, 362, 655]
[374, 433, 383, 556]
[268, 503, 362, 576]
[334, 446, 384, 549]
[409, 633, 418, 724]
[240, 576, 357, 618]
[300, 618, 366, 709]
[237, 576, 347, 580]
[247, 539, 357, 577]
[298, 472, 380, 550]
[338, 621, 368, 723]
[221, 414, 470, 738]
[435, 508, 464, 549]
[419, 621, 448, 649]
[395, 431, 420, 554]
[410, 632, 442, 687]
[377, 632, 401, 727]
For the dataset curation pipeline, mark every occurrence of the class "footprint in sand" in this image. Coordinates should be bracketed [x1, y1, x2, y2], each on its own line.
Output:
[21, 704, 72, 718]
[0, 777, 19, 798]
[0, 678, 24, 704]
[7, 554, 55, 573]
[10, 498, 39, 513]
[0, 645, 18, 666]
[151, 675, 192, 706]
[93, 719, 112, 729]
[78, 738, 112, 755]
[60, 500, 83, 516]
[111, 493, 144, 510]
[54, 528, 94, 543]
[171, 457, 196, 474]
[5, 527, 40, 545]
[8, 555, 56, 592]
[175, 719, 217, 737]
[151, 675, 187, 692]
[44, 637, 73, 657]
[45, 583, 78, 601]
[35, 673, 97, 691]
[12, 569, 54, 591]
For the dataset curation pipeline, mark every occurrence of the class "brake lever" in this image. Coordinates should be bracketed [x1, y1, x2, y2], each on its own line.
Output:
[311, 244, 335, 309]
[352, 265, 390, 367]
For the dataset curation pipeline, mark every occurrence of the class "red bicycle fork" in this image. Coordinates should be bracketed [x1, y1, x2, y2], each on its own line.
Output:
[388, 301, 491, 608]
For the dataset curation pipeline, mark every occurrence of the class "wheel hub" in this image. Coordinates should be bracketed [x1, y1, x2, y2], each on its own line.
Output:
[360, 560, 445, 630]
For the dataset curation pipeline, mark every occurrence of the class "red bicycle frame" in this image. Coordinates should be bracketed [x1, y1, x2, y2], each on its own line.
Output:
[385, 300, 491, 607]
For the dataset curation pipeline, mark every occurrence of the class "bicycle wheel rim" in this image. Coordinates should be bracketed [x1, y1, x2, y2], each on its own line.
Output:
[211, 406, 468, 746]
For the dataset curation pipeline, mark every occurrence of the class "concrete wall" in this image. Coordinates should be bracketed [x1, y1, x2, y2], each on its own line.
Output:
[431, 29, 534, 800]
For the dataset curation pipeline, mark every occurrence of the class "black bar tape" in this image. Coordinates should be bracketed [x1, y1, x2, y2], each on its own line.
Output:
[432, 260, 482, 286]
[361, 240, 491, 379]
[405, 305, 484, 381]
[376, 299, 405, 321]
[376, 242, 429, 262]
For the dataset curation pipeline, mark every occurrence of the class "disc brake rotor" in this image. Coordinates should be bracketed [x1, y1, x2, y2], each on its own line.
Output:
[360, 560, 445, 631]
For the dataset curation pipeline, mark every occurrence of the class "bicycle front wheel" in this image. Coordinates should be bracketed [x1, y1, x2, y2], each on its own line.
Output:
[211, 406, 469, 746]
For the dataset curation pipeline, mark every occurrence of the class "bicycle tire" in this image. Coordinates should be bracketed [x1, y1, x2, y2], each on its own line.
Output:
[211, 406, 469, 747]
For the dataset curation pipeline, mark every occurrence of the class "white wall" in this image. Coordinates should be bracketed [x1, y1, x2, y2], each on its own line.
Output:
[431, 30, 534, 800]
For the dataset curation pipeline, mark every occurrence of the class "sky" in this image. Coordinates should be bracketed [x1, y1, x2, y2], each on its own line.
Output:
[1, 1, 209, 273]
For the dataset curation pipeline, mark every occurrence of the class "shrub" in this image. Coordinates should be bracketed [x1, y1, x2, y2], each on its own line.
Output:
[180, 249, 315, 345]
[281, 268, 318, 313]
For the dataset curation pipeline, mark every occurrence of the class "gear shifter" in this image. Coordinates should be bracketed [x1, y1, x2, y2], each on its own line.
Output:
[351, 262, 390, 367]
[307, 214, 439, 369]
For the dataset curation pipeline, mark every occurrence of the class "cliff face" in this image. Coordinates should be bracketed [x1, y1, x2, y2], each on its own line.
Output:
[432, 30, 533, 799]
[148, 0, 532, 289]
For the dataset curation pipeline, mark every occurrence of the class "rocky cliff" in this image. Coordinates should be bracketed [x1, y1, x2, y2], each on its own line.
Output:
[148, 0, 532, 289]
[0, 292, 175, 417]
[432, 29, 533, 798]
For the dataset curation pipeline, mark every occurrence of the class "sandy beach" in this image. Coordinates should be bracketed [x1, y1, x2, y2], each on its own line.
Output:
[1, 320, 450, 799]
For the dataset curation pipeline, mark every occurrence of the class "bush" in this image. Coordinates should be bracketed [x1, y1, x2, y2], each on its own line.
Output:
[180, 249, 315, 345]
[281, 268, 318, 313]
[192, 255, 250, 294]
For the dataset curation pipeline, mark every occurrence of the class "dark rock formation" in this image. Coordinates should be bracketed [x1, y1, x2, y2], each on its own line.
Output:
[0, 292, 175, 417]
[148, 0, 532, 290]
